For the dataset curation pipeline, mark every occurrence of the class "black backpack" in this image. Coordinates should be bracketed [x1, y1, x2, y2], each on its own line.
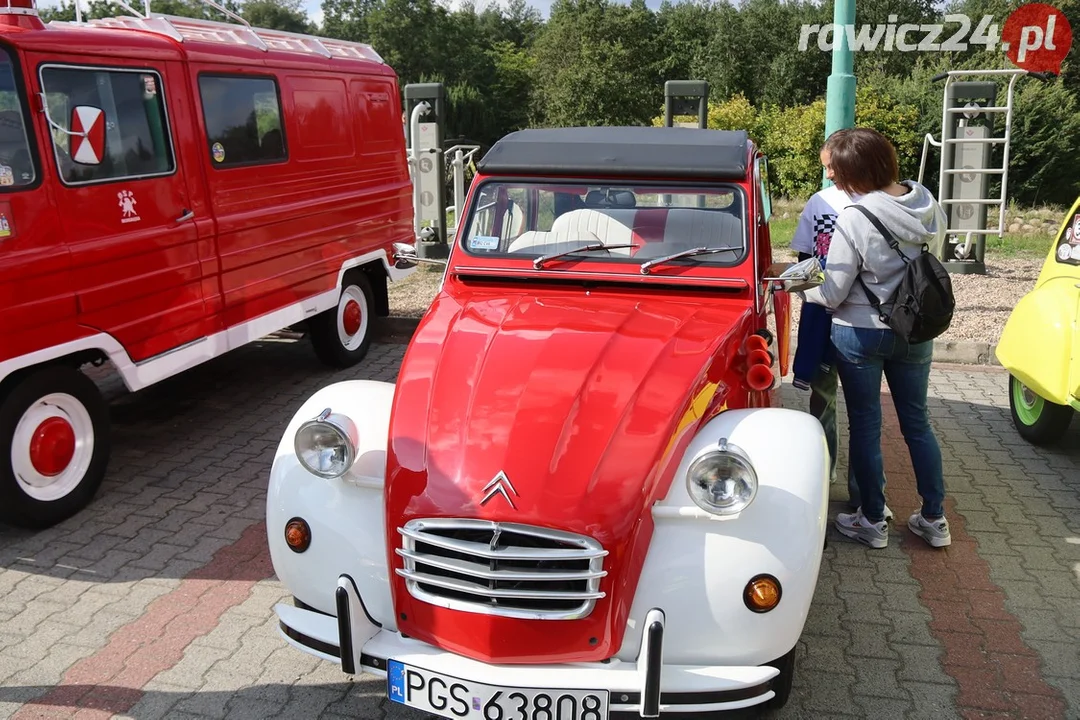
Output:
[849, 204, 955, 344]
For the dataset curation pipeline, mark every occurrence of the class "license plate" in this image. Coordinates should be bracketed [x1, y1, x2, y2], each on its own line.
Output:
[387, 660, 610, 720]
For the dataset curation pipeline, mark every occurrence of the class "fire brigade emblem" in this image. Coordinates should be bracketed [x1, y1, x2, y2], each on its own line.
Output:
[212, 142, 225, 163]
[118, 190, 140, 224]
[71, 106, 105, 165]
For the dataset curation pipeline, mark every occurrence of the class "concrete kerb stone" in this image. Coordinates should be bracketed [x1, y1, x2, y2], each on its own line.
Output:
[375, 317, 1005, 367]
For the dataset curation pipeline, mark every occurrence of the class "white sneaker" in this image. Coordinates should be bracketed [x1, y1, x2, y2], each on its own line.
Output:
[908, 512, 952, 547]
[835, 508, 888, 549]
[851, 504, 894, 522]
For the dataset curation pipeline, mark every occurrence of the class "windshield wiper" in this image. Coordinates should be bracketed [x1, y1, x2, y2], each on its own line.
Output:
[532, 243, 639, 269]
[640, 246, 739, 275]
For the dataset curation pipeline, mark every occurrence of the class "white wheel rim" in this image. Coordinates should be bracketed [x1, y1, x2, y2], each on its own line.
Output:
[336, 284, 369, 352]
[11, 392, 95, 502]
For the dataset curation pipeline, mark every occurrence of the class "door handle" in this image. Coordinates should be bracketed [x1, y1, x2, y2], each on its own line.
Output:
[176, 209, 194, 223]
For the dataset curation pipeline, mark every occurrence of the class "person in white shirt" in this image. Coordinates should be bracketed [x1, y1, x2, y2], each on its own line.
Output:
[791, 148, 893, 521]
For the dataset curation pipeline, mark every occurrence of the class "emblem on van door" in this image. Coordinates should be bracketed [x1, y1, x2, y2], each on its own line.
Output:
[118, 190, 140, 224]
[480, 471, 518, 509]
[71, 106, 105, 165]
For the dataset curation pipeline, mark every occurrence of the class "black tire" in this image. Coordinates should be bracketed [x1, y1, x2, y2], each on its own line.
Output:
[761, 646, 796, 711]
[0, 366, 111, 529]
[309, 271, 375, 368]
[1008, 374, 1073, 446]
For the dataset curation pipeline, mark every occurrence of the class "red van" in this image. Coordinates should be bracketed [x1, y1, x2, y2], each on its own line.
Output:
[0, 0, 415, 528]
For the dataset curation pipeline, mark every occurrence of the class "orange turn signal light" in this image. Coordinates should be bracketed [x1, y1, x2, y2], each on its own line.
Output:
[285, 517, 311, 553]
[744, 574, 782, 613]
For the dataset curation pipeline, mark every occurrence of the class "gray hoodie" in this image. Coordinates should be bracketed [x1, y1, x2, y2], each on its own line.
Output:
[801, 180, 947, 330]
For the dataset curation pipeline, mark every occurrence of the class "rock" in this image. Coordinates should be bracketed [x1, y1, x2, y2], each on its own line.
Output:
[1008, 223, 1021, 233]
[1021, 224, 1035, 232]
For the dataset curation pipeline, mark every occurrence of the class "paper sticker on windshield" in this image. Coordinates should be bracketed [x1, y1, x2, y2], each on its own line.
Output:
[0, 166, 12, 186]
[212, 143, 225, 163]
[470, 235, 499, 251]
[1055, 214, 1080, 265]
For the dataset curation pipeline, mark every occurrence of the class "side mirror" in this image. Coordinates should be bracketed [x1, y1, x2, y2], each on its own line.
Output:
[393, 241, 448, 269]
[69, 105, 106, 165]
[762, 257, 824, 293]
[393, 242, 419, 269]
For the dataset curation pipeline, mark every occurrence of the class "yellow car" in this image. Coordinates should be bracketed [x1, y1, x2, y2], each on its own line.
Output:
[995, 197, 1080, 445]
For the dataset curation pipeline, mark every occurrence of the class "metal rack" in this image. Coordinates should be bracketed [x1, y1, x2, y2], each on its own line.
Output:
[51, 0, 384, 63]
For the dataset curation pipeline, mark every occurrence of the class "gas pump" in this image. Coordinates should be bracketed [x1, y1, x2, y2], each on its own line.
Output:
[405, 83, 448, 258]
[919, 69, 1056, 274]
[663, 80, 709, 207]
[664, 80, 709, 129]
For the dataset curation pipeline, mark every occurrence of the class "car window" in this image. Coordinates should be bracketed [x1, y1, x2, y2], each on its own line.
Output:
[40, 65, 174, 186]
[0, 48, 36, 188]
[198, 75, 287, 167]
[460, 181, 746, 266]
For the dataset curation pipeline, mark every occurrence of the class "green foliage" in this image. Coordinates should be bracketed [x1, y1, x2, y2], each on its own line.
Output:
[529, 0, 664, 127]
[31, 0, 1079, 206]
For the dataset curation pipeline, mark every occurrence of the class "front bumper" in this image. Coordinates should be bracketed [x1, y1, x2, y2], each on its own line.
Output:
[276, 575, 785, 717]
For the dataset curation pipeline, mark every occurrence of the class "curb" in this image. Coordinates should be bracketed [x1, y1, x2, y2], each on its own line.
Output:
[378, 316, 1003, 367]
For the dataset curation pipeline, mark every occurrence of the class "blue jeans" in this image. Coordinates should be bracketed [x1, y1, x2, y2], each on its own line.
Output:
[830, 323, 945, 524]
[809, 355, 884, 507]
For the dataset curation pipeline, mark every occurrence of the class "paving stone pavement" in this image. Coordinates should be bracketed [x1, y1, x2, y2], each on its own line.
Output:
[0, 330, 1077, 720]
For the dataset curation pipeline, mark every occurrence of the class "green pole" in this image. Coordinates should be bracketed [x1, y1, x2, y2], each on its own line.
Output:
[823, 0, 856, 188]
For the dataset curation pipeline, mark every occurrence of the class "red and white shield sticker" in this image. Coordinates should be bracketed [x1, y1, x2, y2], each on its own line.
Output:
[71, 107, 105, 165]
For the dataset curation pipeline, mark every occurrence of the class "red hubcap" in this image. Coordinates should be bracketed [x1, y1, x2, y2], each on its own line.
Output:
[342, 300, 362, 336]
[29, 417, 76, 477]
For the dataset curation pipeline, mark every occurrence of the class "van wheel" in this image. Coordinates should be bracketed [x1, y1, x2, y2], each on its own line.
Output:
[310, 271, 374, 368]
[0, 366, 110, 529]
[1009, 374, 1072, 446]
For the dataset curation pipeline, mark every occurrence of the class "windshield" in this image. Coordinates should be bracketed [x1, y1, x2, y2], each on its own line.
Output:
[459, 181, 747, 268]
[0, 48, 35, 188]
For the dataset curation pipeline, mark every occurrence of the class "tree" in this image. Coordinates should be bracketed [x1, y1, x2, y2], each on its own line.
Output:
[530, 0, 664, 127]
[241, 0, 314, 32]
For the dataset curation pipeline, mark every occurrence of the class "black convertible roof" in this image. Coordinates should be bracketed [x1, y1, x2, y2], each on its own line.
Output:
[476, 126, 752, 180]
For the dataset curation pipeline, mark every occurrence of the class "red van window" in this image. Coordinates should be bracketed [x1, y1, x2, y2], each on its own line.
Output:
[0, 49, 36, 188]
[198, 74, 287, 167]
[39, 65, 174, 185]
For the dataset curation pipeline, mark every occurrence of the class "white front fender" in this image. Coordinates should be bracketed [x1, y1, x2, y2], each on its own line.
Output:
[266, 379, 398, 628]
[616, 407, 829, 666]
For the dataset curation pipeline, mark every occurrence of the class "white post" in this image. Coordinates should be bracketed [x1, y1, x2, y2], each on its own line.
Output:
[408, 101, 431, 242]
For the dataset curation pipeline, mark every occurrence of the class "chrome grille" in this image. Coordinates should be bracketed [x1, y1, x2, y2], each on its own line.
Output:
[396, 519, 608, 620]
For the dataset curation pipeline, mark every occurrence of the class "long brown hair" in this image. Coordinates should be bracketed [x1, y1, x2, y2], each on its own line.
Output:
[822, 128, 899, 194]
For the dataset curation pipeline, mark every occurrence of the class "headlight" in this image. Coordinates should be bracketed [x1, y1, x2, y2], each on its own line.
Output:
[686, 438, 758, 515]
[294, 408, 359, 479]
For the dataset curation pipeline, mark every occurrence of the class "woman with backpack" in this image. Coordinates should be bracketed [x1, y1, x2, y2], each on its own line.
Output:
[799, 127, 954, 550]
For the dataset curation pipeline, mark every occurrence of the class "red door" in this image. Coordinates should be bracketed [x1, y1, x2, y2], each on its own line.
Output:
[32, 56, 208, 363]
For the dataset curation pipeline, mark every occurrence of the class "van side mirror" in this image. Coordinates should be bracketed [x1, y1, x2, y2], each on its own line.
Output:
[392, 241, 448, 269]
[69, 105, 106, 165]
[393, 242, 419, 269]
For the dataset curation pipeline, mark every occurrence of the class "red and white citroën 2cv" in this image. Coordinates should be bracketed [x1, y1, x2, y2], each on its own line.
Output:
[265, 127, 831, 716]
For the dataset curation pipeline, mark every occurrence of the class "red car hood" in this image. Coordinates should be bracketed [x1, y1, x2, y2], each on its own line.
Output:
[385, 282, 756, 662]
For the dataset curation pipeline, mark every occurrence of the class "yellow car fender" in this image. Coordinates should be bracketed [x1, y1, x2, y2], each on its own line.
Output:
[995, 278, 1076, 406]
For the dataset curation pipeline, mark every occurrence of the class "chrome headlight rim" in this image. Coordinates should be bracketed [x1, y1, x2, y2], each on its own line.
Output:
[685, 438, 758, 516]
[294, 408, 359, 479]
